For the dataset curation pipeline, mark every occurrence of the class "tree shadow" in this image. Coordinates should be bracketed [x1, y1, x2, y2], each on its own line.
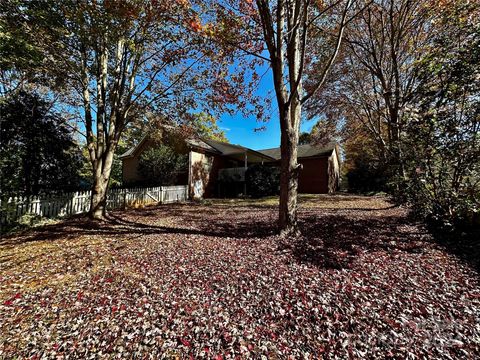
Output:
[426, 224, 480, 274]
[2, 201, 477, 275]
[281, 213, 433, 270]
[0, 204, 276, 247]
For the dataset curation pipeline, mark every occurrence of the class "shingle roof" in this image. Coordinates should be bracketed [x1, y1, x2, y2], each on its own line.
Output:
[120, 133, 336, 162]
[202, 139, 248, 155]
[187, 138, 221, 154]
[119, 136, 222, 159]
[257, 143, 336, 160]
[202, 139, 276, 161]
[119, 146, 136, 158]
[119, 135, 148, 159]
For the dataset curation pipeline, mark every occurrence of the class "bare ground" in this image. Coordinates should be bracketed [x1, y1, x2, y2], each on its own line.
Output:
[0, 194, 479, 359]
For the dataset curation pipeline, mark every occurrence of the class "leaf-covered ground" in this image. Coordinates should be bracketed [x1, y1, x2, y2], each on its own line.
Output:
[1, 194, 479, 359]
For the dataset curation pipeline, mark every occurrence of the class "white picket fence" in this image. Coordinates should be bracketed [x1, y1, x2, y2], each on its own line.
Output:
[0, 185, 189, 224]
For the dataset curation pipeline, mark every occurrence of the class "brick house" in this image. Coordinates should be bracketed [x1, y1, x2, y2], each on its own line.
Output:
[120, 136, 341, 198]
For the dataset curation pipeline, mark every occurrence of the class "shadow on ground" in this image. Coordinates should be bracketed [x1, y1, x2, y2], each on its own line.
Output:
[1, 200, 478, 275]
[427, 225, 480, 274]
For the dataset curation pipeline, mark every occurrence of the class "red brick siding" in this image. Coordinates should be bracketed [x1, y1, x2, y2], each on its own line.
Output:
[298, 157, 329, 194]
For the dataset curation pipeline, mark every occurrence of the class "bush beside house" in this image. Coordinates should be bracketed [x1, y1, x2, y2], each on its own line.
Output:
[246, 165, 280, 198]
[138, 145, 188, 186]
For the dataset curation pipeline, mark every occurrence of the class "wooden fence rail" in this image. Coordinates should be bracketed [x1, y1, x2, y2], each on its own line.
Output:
[0, 185, 189, 225]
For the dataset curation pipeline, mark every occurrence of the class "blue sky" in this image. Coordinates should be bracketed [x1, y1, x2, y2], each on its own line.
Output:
[217, 68, 318, 150]
[218, 113, 317, 150]
[69, 60, 319, 150]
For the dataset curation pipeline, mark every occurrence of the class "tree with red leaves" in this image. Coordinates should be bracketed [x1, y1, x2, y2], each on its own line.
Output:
[2, 0, 257, 220]
[209, 0, 368, 235]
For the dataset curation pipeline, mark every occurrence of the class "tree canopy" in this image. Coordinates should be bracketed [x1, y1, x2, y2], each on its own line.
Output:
[0, 91, 82, 196]
[1, 0, 258, 219]
[138, 146, 188, 186]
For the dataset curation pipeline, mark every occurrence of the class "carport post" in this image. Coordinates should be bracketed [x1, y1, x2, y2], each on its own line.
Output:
[244, 151, 248, 196]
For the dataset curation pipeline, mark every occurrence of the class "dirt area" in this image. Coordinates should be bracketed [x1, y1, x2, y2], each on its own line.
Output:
[0, 194, 479, 358]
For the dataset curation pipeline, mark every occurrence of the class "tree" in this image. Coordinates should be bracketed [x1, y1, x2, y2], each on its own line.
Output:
[343, 120, 388, 192]
[298, 132, 311, 145]
[244, 0, 365, 235]
[0, 1, 44, 96]
[0, 91, 82, 196]
[306, 0, 435, 185]
[402, 0, 480, 225]
[3, 0, 243, 220]
[185, 112, 228, 142]
[305, 0, 480, 224]
[246, 164, 280, 198]
[299, 119, 340, 146]
[138, 145, 188, 186]
[147, 111, 229, 143]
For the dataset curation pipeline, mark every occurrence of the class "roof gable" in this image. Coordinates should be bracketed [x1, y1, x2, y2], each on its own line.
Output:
[119, 135, 148, 159]
[202, 139, 248, 155]
[120, 132, 337, 163]
[186, 138, 221, 154]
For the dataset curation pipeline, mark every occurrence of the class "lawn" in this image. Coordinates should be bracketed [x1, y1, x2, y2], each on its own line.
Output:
[0, 194, 479, 358]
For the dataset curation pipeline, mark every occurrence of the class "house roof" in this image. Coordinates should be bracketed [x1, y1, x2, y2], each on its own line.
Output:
[202, 139, 276, 162]
[119, 146, 136, 159]
[202, 139, 249, 155]
[187, 138, 222, 154]
[257, 142, 336, 160]
[120, 132, 336, 162]
[119, 135, 148, 159]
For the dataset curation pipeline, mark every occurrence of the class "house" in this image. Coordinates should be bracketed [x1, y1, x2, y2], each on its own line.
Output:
[120, 136, 341, 198]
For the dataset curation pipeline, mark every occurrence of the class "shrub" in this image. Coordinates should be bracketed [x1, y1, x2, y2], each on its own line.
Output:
[400, 111, 480, 228]
[246, 165, 280, 198]
[138, 145, 187, 186]
[398, 15, 480, 228]
[346, 156, 389, 193]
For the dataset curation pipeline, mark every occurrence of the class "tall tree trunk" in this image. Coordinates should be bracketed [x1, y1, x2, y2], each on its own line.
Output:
[256, 0, 305, 236]
[90, 174, 109, 220]
[387, 105, 407, 182]
[278, 99, 301, 236]
[256, 0, 347, 234]
[87, 38, 114, 221]
[89, 145, 116, 220]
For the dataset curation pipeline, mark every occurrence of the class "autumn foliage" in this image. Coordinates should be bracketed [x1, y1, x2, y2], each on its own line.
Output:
[1, 196, 479, 357]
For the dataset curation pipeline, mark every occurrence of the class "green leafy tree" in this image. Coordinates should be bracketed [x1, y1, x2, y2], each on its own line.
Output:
[299, 120, 339, 146]
[402, 1, 480, 226]
[246, 165, 280, 198]
[138, 146, 188, 186]
[342, 119, 389, 192]
[298, 132, 312, 145]
[0, 1, 45, 95]
[186, 112, 228, 142]
[0, 91, 82, 196]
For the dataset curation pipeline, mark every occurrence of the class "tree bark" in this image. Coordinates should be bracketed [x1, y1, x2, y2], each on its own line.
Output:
[256, 0, 311, 235]
[89, 144, 116, 220]
[90, 175, 109, 220]
[278, 99, 302, 236]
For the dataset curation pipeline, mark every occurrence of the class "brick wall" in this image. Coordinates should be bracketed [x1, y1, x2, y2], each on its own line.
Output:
[298, 157, 329, 193]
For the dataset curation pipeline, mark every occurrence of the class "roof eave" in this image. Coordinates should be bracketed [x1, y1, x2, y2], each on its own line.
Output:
[246, 148, 276, 161]
[188, 143, 222, 155]
[119, 135, 148, 159]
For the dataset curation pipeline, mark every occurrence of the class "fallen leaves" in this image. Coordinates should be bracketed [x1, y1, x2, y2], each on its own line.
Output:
[0, 195, 479, 358]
